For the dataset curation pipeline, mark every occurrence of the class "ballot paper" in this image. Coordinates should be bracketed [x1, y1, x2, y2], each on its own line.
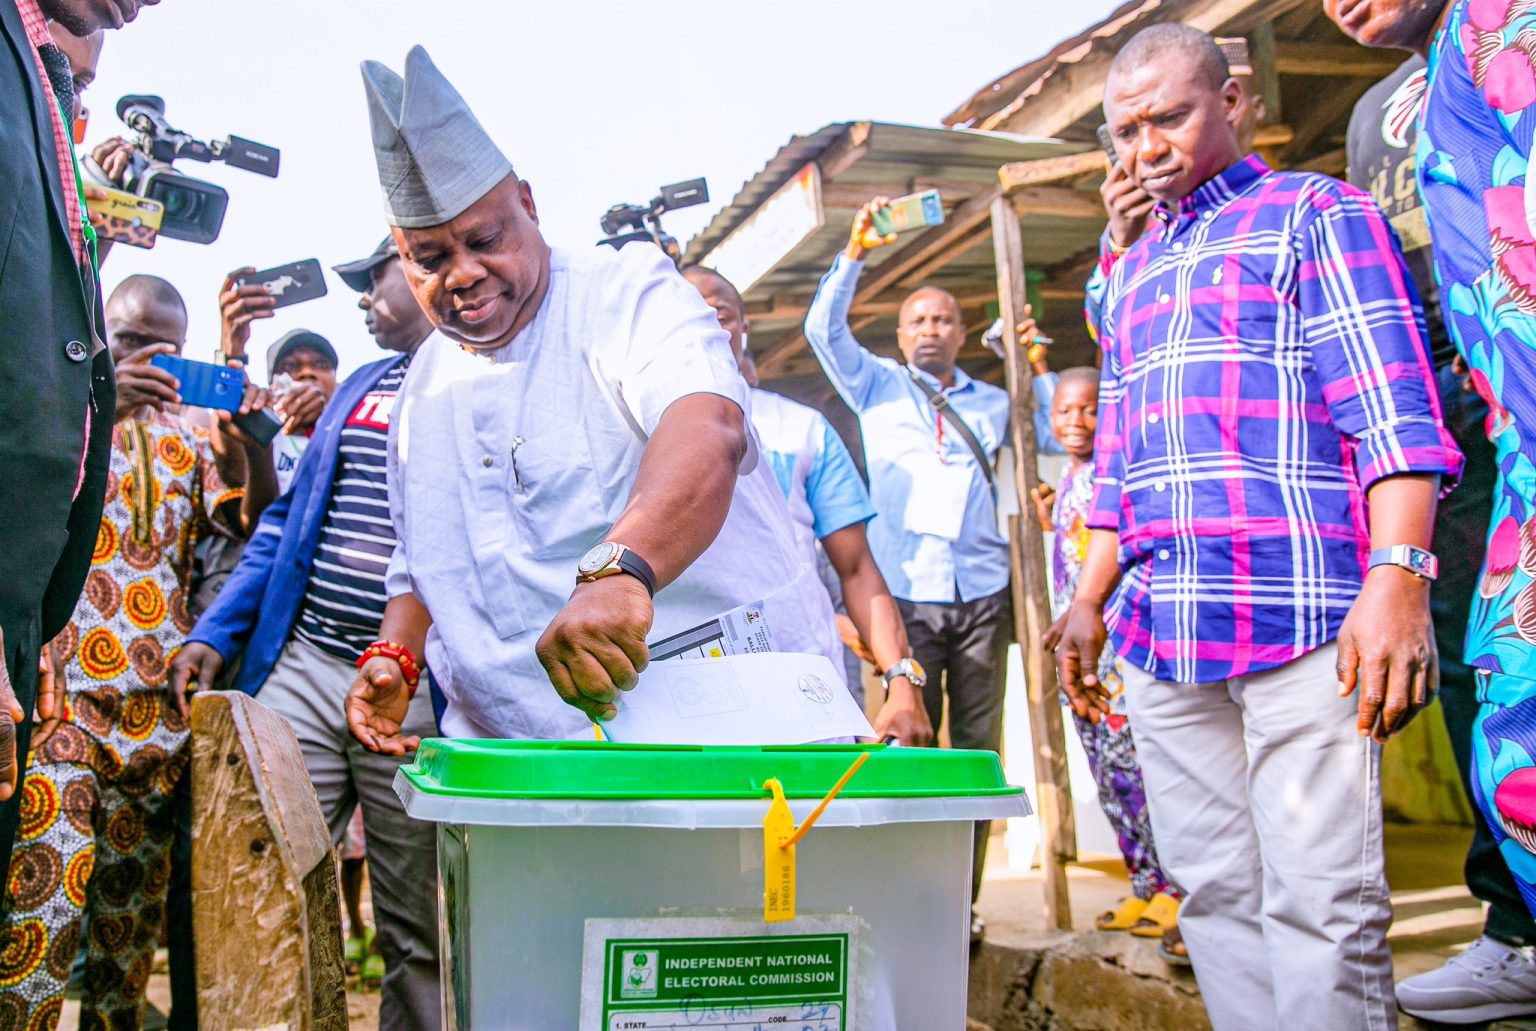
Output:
[648, 599, 776, 660]
[602, 652, 875, 746]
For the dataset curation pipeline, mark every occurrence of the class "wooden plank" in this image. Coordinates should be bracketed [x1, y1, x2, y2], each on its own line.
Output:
[997, 150, 1105, 192]
[816, 121, 873, 182]
[191, 692, 348, 1030]
[1274, 40, 1404, 77]
[987, 0, 1284, 137]
[1011, 185, 1111, 221]
[991, 195, 1076, 932]
[1250, 22, 1283, 124]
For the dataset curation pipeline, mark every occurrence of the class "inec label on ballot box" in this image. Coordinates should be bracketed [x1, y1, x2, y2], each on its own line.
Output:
[580, 916, 859, 1030]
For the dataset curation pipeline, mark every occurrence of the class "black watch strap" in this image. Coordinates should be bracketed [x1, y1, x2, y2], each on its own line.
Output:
[617, 549, 657, 598]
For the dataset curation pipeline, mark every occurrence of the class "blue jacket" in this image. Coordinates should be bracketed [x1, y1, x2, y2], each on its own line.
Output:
[188, 354, 406, 695]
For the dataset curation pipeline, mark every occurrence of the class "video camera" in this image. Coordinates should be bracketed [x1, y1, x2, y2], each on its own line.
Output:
[83, 95, 280, 246]
[597, 177, 709, 265]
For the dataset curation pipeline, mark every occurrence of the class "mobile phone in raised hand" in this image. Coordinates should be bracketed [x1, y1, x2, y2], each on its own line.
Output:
[870, 190, 944, 237]
[236, 259, 328, 309]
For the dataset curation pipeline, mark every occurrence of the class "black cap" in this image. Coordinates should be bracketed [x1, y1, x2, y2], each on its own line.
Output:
[267, 329, 338, 377]
[332, 236, 399, 293]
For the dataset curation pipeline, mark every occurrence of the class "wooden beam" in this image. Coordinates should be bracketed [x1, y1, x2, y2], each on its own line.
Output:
[1250, 22, 1283, 124]
[817, 121, 873, 181]
[998, 150, 1105, 192]
[191, 693, 347, 1029]
[992, 194, 1076, 931]
[1011, 185, 1110, 221]
[745, 285, 998, 324]
[819, 179, 983, 210]
[1252, 123, 1295, 148]
[986, 0, 1289, 137]
[1274, 41, 1404, 77]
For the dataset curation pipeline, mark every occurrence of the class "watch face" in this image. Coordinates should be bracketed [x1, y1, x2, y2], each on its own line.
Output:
[578, 542, 619, 576]
[1408, 549, 1432, 574]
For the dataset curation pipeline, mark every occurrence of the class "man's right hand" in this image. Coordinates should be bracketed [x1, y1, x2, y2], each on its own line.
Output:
[1054, 598, 1112, 723]
[0, 628, 26, 802]
[347, 657, 420, 755]
[219, 267, 277, 358]
[1100, 162, 1156, 251]
[167, 642, 224, 720]
[274, 380, 328, 435]
[114, 342, 181, 421]
[91, 137, 137, 187]
[845, 197, 899, 262]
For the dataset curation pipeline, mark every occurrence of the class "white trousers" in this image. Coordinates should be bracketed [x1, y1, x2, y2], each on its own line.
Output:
[1120, 644, 1397, 1031]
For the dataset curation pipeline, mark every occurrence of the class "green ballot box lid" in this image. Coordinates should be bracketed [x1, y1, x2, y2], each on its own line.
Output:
[399, 740, 1022, 801]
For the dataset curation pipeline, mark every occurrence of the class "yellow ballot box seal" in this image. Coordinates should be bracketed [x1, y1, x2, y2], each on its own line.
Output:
[761, 751, 871, 923]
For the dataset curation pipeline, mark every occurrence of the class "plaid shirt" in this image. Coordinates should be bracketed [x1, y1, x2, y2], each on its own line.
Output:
[1088, 155, 1462, 683]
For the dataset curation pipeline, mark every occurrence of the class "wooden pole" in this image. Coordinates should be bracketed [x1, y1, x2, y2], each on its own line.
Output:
[191, 692, 349, 1029]
[990, 194, 1076, 931]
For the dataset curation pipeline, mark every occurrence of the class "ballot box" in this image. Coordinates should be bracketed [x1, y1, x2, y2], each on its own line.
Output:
[396, 741, 1030, 1030]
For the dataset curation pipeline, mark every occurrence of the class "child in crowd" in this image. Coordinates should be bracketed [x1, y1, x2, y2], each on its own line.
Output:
[1031, 366, 1186, 962]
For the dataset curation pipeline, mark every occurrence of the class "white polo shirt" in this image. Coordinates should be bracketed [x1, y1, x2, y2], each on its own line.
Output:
[387, 243, 841, 739]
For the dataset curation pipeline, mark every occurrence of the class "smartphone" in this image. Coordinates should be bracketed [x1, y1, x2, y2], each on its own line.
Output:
[870, 190, 944, 236]
[84, 186, 163, 249]
[1096, 123, 1118, 162]
[236, 258, 328, 309]
[149, 355, 246, 412]
[233, 408, 283, 446]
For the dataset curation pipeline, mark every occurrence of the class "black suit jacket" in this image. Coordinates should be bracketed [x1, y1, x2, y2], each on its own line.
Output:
[0, 0, 114, 650]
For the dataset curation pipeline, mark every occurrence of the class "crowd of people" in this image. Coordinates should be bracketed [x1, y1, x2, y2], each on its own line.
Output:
[6, 0, 1536, 1029]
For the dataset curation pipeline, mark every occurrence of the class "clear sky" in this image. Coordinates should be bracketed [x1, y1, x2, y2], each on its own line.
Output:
[85, 0, 1122, 379]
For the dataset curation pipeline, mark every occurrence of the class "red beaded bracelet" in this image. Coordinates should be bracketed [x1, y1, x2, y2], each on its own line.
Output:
[356, 640, 423, 697]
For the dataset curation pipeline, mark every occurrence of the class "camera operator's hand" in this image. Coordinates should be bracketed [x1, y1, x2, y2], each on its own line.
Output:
[1101, 162, 1156, 252]
[274, 380, 327, 436]
[219, 268, 277, 361]
[92, 138, 137, 187]
[209, 357, 274, 452]
[114, 342, 181, 420]
[845, 197, 898, 262]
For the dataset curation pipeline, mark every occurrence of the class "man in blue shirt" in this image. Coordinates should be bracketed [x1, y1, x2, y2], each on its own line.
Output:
[804, 198, 1018, 937]
[683, 265, 931, 748]
[167, 238, 441, 1031]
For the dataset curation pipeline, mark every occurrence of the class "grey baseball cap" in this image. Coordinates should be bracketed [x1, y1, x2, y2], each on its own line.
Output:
[332, 237, 399, 293]
[267, 329, 338, 375]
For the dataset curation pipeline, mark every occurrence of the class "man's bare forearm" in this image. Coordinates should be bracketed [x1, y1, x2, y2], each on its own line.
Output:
[1072, 529, 1123, 607]
[379, 592, 432, 660]
[822, 524, 909, 672]
[1365, 474, 1439, 553]
[607, 394, 748, 588]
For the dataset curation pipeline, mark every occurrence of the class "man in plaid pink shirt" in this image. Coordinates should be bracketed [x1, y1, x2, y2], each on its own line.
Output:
[1056, 24, 1463, 1031]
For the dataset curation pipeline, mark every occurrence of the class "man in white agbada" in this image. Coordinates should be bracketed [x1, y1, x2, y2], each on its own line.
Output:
[345, 46, 842, 745]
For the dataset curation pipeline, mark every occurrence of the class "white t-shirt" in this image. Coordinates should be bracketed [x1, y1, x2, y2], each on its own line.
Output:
[273, 433, 308, 495]
[387, 244, 841, 739]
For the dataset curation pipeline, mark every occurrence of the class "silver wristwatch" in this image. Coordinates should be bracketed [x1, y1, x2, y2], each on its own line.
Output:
[1367, 545, 1438, 581]
[882, 658, 927, 691]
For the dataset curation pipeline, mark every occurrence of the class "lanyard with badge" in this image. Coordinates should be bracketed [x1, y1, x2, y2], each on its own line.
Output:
[901, 365, 992, 541]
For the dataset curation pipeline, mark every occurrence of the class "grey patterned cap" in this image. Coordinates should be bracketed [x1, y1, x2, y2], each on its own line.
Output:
[361, 45, 514, 229]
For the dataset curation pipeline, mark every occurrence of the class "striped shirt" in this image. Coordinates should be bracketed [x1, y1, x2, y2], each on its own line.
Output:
[1089, 155, 1462, 684]
[293, 356, 410, 661]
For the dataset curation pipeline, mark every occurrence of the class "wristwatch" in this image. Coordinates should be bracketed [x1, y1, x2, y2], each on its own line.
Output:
[882, 658, 927, 691]
[576, 541, 657, 597]
[1367, 545, 1439, 582]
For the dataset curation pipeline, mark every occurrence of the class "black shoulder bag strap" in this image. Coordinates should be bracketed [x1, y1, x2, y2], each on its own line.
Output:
[902, 364, 995, 494]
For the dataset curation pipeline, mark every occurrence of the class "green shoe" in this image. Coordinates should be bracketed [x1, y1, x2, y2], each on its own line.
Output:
[344, 935, 367, 967]
[361, 952, 386, 987]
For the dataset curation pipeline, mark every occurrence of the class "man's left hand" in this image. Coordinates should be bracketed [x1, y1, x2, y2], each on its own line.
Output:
[30, 645, 64, 752]
[1337, 567, 1438, 742]
[211, 357, 274, 451]
[537, 576, 652, 722]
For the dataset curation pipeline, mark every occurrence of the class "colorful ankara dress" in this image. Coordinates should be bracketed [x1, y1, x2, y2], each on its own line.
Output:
[0, 411, 238, 1029]
[1419, 0, 1536, 919]
[1051, 460, 1175, 902]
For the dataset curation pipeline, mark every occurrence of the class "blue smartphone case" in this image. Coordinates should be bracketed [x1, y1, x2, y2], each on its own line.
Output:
[150, 355, 246, 413]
